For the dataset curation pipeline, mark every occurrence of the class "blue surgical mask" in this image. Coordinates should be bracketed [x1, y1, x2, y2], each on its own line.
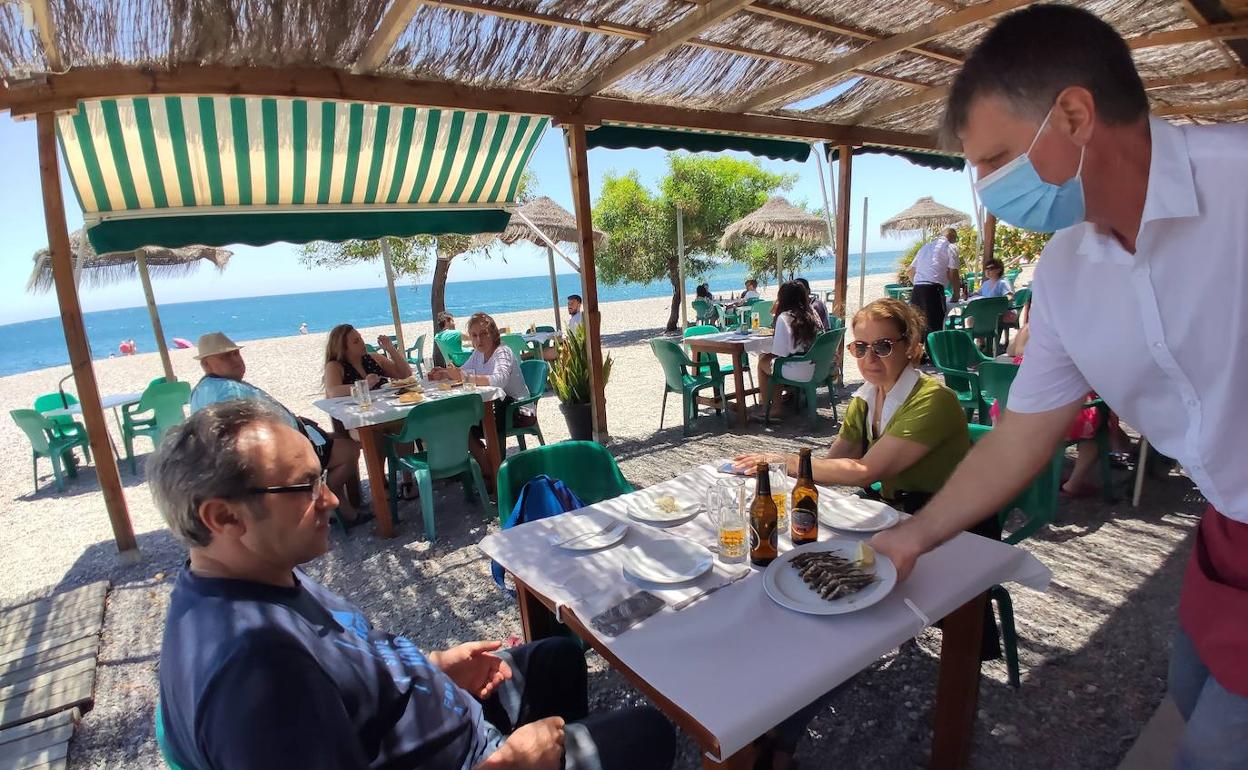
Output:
[975, 107, 1085, 233]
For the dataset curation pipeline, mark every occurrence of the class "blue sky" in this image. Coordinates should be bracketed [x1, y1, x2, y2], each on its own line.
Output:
[0, 116, 978, 325]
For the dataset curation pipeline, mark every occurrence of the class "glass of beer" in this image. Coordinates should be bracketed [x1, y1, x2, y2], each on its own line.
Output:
[352, 380, 372, 411]
[707, 477, 747, 564]
[768, 461, 790, 535]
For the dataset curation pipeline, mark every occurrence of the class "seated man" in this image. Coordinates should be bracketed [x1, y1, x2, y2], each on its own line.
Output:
[189, 331, 365, 524]
[432, 311, 456, 369]
[566, 294, 583, 334]
[150, 402, 676, 770]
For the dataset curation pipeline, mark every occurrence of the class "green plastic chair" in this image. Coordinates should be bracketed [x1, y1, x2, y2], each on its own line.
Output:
[958, 296, 1011, 355]
[649, 338, 726, 436]
[883, 283, 906, 300]
[500, 333, 528, 360]
[505, 359, 548, 451]
[978, 360, 1019, 415]
[691, 298, 719, 326]
[385, 394, 493, 540]
[969, 423, 1063, 688]
[435, 329, 472, 367]
[684, 325, 754, 402]
[1006, 268, 1022, 285]
[33, 391, 88, 443]
[763, 327, 844, 426]
[752, 300, 775, 328]
[998, 287, 1031, 348]
[927, 330, 991, 423]
[154, 700, 186, 770]
[496, 441, 634, 525]
[121, 381, 191, 474]
[11, 409, 91, 493]
[405, 333, 427, 378]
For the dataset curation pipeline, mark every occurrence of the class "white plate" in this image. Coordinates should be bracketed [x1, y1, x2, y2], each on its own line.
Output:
[556, 523, 629, 552]
[627, 491, 703, 524]
[620, 539, 714, 584]
[818, 496, 900, 533]
[762, 540, 896, 616]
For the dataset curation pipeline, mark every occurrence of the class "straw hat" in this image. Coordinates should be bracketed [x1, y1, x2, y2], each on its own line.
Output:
[195, 332, 242, 360]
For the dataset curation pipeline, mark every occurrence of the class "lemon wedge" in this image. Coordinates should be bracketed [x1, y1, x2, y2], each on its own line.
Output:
[855, 542, 876, 568]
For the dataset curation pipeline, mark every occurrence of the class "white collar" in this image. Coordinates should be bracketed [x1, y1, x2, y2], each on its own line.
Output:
[852, 366, 921, 438]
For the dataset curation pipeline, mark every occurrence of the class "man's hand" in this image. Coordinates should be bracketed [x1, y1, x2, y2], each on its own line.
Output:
[476, 717, 565, 770]
[431, 641, 512, 699]
[732, 452, 786, 474]
[868, 518, 937, 583]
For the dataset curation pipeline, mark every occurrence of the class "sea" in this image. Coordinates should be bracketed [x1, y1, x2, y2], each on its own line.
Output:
[0, 250, 904, 377]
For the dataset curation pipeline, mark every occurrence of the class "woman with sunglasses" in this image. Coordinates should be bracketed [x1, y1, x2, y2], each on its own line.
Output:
[755, 281, 822, 421]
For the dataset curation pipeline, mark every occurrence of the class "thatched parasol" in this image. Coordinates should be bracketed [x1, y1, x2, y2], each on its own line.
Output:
[719, 196, 829, 249]
[879, 196, 969, 237]
[28, 231, 232, 381]
[474, 197, 604, 330]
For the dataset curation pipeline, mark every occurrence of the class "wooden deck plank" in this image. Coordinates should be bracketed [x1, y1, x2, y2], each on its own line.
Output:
[0, 639, 99, 683]
[0, 620, 102, 661]
[0, 601, 105, 641]
[0, 584, 107, 633]
[0, 669, 95, 728]
[0, 631, 101, 671]
[0, 739, 68, 770]
[0, 711, 75, 770]
[0, 658, 98, 698]
[0, 711, 75, 748]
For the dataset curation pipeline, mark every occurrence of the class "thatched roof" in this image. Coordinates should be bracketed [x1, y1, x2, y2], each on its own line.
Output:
[720, 196, 829, 248]
[880, 196, 970, 236]
[1, 1, 1245, 153]
[496, 196, 605, 247]
[27, 231, 231, 293]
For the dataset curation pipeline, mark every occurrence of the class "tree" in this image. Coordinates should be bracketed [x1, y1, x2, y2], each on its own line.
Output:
[593, 155, 793, 332]
[299, 172, 533, 320]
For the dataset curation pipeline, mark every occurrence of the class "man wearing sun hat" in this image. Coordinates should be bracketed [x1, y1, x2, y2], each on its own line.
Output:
[190, 332, 367, 525]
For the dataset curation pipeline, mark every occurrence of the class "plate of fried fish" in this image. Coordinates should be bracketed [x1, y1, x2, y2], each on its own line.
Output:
[762, 540, 896, 615]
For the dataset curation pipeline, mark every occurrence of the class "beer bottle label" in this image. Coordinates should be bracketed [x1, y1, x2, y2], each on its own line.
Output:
[792, 501, 818, 534]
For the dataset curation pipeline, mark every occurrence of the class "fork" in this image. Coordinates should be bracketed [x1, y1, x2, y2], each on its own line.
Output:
[552, 523, 622, 548]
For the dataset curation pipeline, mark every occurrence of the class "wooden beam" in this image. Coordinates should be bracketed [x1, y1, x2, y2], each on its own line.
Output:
[1154, 97, 1248, 116]
[1177, 0, 1239, 67]
[354, 0, 421, 72]
[1126, 19, 1248, 49]
[35, 112, 137, 557]
[742, 2, 964, 66]
[924, 0, 963, 10]
[982, 213, 996, 266]
[1178, 0, 1248, 66]
[27, 0, 63, 72]
[563, 124, 609, 441]
[573, 0, 754, 96]
[1144, 66, 1248, 89]
[1, 66, 946, 152]
[736, 0, 1029, 112]
[832, 145, 852, 319]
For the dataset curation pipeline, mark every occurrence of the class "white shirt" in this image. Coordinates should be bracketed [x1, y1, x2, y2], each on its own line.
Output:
[771, 311, 815, 382]
[1009, 117, 1248, 521]
[461, 344, 531, 410]
[567, 311, 583, 333]
[911, 239, 959, 286]
[853, 365, 921, 440]
[742, 289, 760, 300]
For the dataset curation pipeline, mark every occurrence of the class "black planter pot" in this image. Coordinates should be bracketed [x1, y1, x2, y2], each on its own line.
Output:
[559, 402, 594, 441]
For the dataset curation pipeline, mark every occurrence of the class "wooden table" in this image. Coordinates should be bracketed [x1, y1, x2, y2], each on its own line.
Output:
[314, 386, 505, 538]
[686, 332, 773, 429]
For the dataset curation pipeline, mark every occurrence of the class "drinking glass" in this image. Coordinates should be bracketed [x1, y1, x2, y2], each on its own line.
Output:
[768, 461, 790, 535]
[352, 380, 372, 410]
[462, 377, 477, 393]
[707, 477, 747, 564]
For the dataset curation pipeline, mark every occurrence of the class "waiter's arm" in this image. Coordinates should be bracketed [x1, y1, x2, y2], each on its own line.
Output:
[870, 399, 1082, 581]
[946, 268, 961, 301]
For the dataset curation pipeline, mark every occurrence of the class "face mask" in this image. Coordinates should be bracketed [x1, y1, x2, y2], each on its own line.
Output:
[975, 107, 1086, 232]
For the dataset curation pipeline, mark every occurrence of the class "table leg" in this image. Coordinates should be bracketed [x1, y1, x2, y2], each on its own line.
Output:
[732, 365, 748, 428]
[1132, 438, 1149, 508]
[515, 581, 560, 642]
[482, 400, 503, 482]
[930, 592, 987, 770]
[357, 424, 395, 539]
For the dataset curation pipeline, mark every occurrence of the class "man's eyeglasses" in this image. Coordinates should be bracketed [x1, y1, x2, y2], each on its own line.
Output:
[848, 337, 907, 359]
[246, 470, 328, 498]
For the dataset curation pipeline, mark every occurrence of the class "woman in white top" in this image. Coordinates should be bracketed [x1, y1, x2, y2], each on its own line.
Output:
[429, 312, 530, 486]
[756, 281, 821, 421]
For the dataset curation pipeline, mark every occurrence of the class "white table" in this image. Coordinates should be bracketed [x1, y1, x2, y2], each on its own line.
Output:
[480, 464, 1050, 768]
[685, 331, 775, 428]
[314, 382, 505, 538]
[522, 331, 559, 346]
[42, 391, 144, 456]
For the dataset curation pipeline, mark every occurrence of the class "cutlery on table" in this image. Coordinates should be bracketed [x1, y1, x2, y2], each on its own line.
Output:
[552, 523, 624, 548]
[672, 570, 750, 611]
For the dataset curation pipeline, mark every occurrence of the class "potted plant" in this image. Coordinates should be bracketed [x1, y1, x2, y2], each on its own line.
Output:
[549, 324, 613, 441]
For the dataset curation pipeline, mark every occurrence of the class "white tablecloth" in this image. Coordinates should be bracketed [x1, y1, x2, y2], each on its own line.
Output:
[522, 332, 559, 345]
[313, 383, 504, 430]
[693, 330, 774, 355]
[480, 464, 1051, 760]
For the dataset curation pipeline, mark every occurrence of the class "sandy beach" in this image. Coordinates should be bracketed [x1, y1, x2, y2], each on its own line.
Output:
[1, 264, 1210, 769]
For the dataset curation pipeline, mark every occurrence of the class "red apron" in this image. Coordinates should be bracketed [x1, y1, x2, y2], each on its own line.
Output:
[1179, 506, 1248, 696]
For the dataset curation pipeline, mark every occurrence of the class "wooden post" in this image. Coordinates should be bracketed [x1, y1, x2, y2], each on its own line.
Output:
[135, 251, 176, 383]
[380, 238, 406, 351]
[832, 145, 853, 318]
[564, 124, 609, 442]
[677, 207, 688, 330]
[546, 246, 563, 331]
[982, 213, 996, 266]
[857, 197, 869, 311]
[36, 112, 137, 556]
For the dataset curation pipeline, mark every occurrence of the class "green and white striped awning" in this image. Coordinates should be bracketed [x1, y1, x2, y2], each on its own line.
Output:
[56, 96, 548, 252]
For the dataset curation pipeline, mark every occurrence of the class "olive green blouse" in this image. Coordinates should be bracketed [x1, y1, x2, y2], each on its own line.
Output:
[837, 373, 970, 501]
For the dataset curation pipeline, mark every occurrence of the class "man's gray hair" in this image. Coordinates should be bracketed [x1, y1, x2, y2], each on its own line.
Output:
[147, 400, 287, 548]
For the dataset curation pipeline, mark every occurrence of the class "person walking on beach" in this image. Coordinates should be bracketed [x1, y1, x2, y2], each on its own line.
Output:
[870, 7, 1248, 767]
[566, 294, 584, 334]
[907, 228, 960, 336]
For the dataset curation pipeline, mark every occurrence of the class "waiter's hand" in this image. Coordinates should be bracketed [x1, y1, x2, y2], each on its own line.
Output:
[869, 518, 933, 583]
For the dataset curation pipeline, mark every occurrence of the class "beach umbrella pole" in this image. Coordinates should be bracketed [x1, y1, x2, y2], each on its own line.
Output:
[546, 246, 562, 331]
[135, 250, 176, 383]
[380, 238, 406, 352]
[858, 197, 869, 311]
[677, 206, 688, 330]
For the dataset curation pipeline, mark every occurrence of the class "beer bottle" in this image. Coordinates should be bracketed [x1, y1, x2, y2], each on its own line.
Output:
[750, 462, 778, 566]
[791, 449, 819, 546]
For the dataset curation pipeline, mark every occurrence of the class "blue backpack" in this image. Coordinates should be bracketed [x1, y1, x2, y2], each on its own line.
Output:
[492, 474, 585, 592]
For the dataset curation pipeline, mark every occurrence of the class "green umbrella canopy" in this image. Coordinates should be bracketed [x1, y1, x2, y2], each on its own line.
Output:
[27, 230, 231, 293]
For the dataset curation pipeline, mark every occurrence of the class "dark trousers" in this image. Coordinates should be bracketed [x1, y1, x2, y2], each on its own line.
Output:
[910, 282, 947, 338]
[483, 638, 676, 770]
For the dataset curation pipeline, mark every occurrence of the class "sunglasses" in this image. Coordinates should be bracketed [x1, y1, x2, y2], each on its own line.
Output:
[848, 336, 907, 359]
[246, 469, 328, 498]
